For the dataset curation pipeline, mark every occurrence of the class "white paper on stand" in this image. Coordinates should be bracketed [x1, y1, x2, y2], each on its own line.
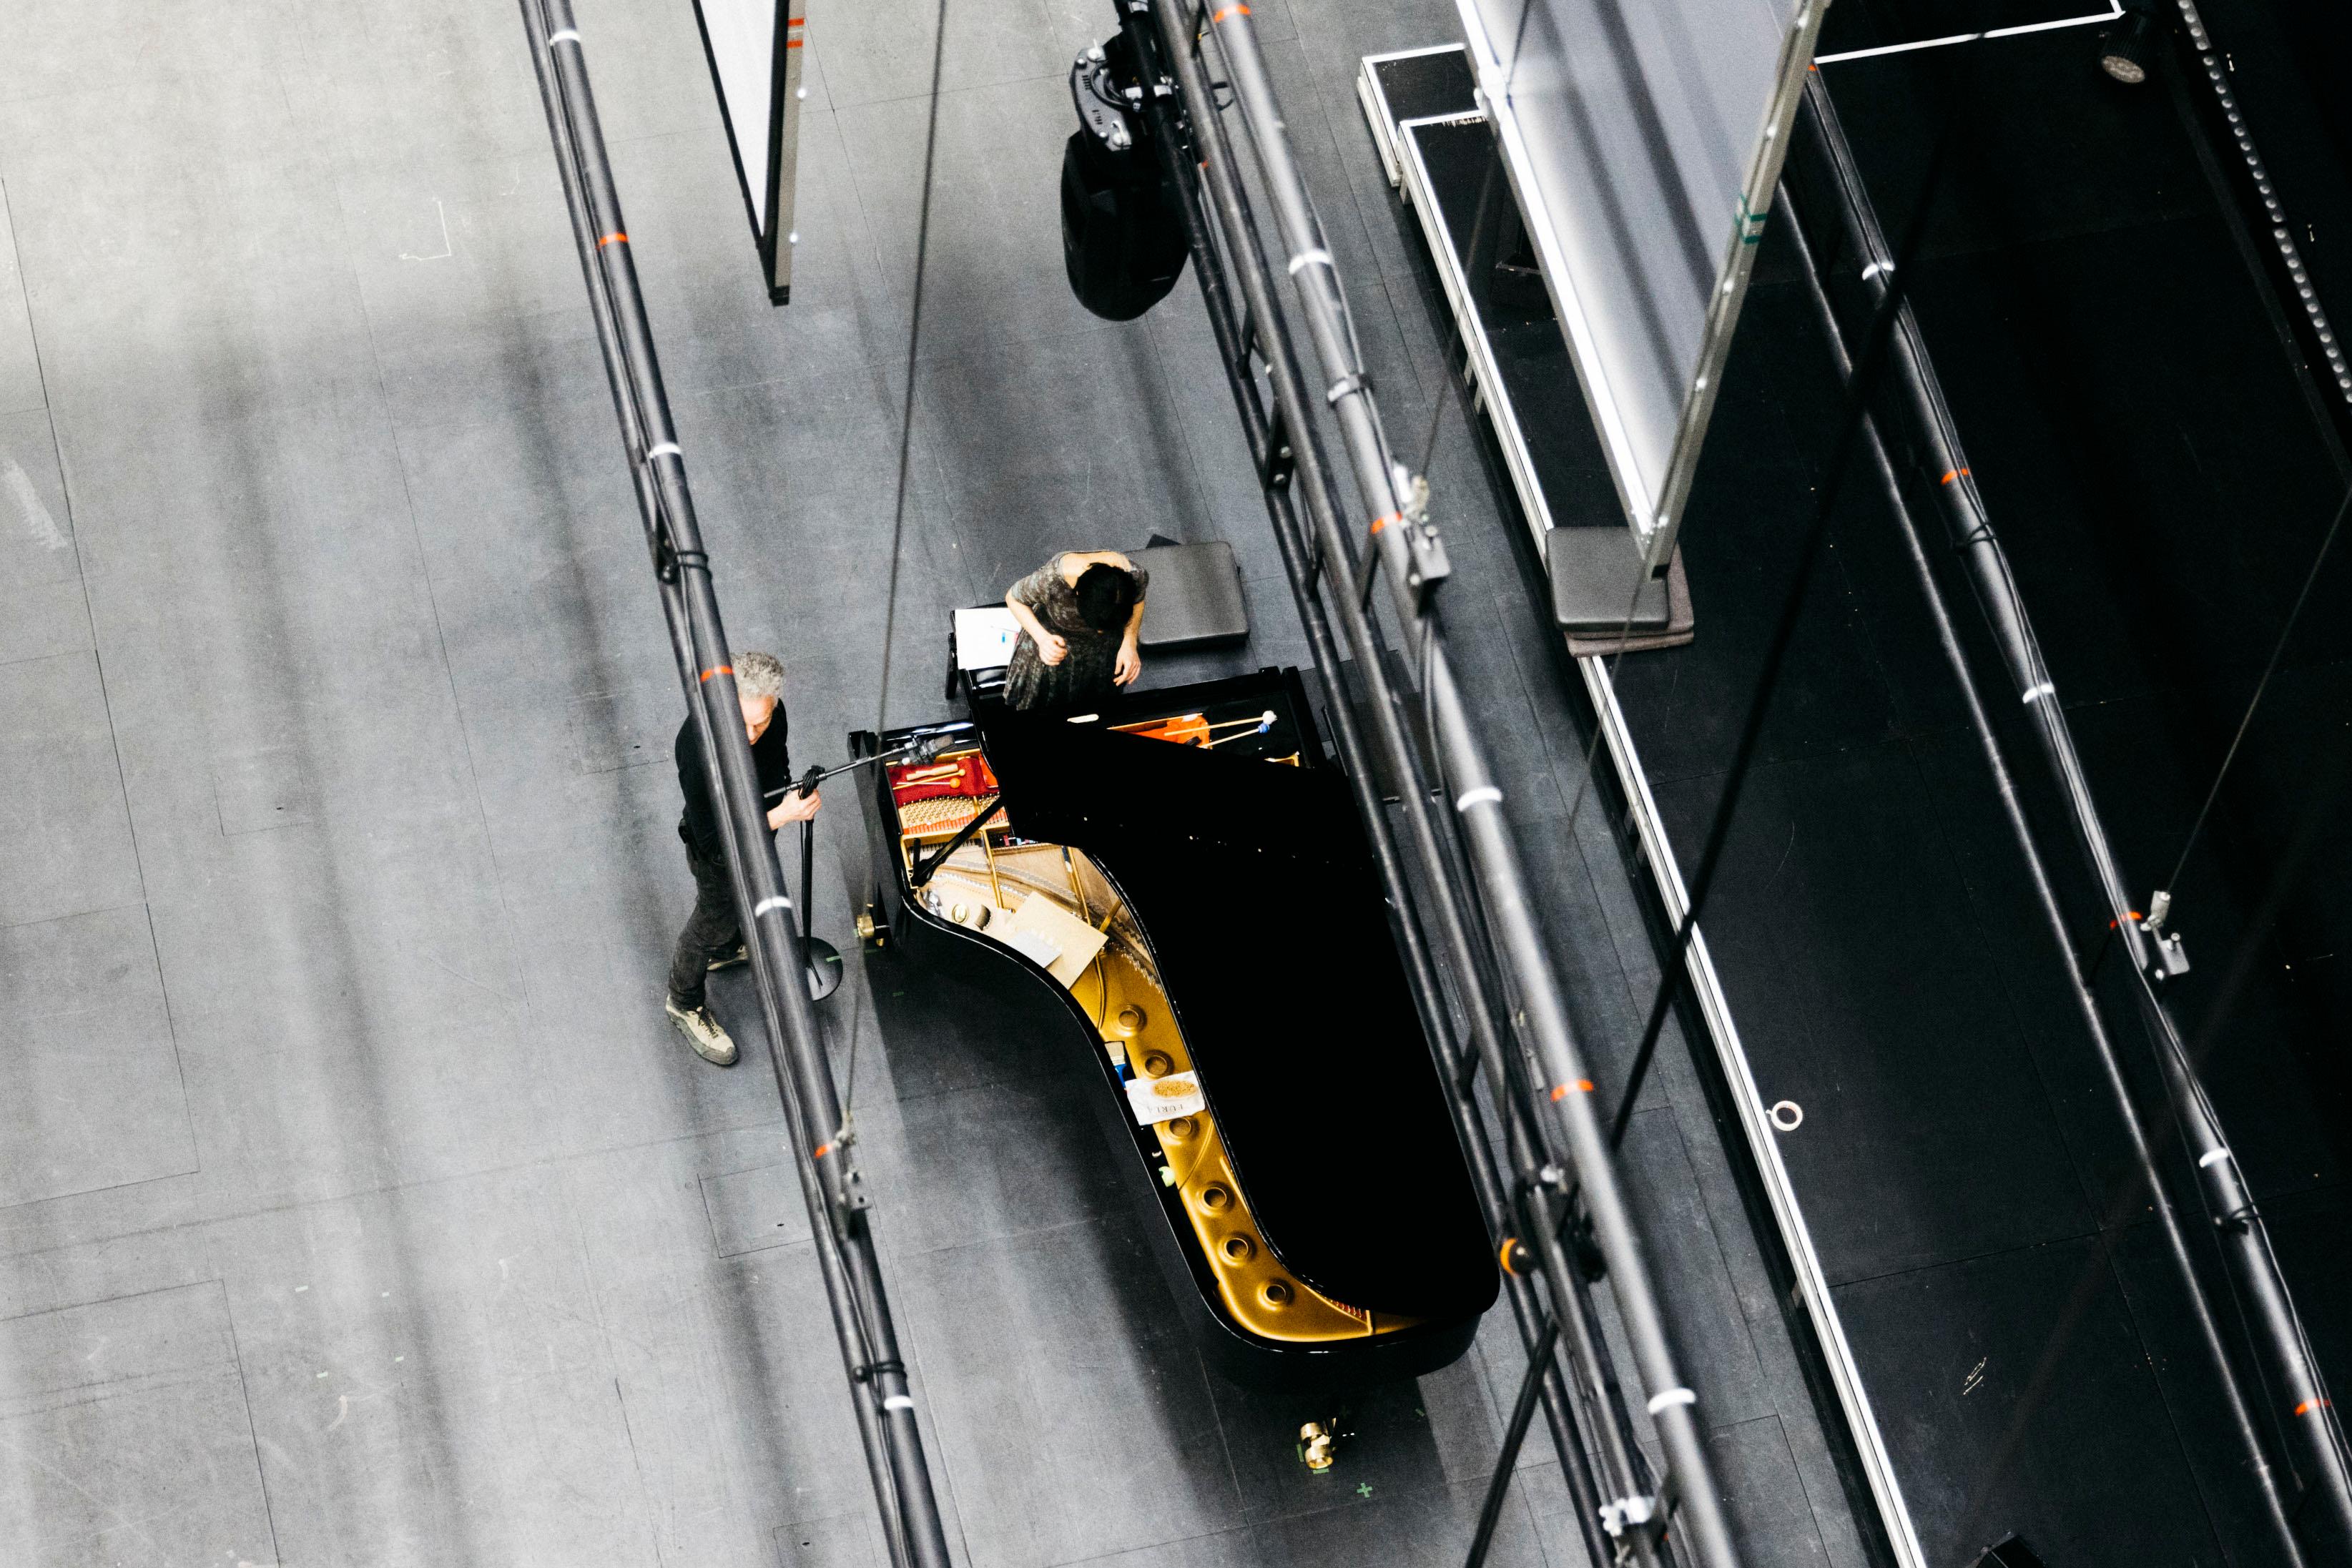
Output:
[953, 606, 1021, 671]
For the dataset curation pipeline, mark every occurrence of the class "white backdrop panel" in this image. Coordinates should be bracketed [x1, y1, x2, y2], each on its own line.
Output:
[1456, 0, 1823, 563]
[699, 0, 777, 227]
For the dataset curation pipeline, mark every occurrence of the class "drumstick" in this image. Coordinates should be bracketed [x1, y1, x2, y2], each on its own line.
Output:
[1202, 709, 1278, 733]
[1204, 710, 1279, 747]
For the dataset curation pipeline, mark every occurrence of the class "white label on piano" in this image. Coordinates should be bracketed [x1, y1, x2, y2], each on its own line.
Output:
[1003, 927, 1063, 970]
[1126, 1070, 1206, 1127]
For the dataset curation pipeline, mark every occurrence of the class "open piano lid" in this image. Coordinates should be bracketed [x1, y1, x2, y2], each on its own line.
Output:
[976, 704, 1495, 1323]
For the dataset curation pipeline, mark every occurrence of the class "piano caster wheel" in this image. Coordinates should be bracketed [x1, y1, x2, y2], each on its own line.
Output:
[1299, 1420, 1336, 1473]
[854, 907, 883, 950]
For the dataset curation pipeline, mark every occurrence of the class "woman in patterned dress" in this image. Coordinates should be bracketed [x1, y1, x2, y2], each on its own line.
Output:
[1001, 549, 1150, 712]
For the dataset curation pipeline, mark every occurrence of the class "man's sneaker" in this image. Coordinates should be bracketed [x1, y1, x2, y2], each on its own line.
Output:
[707, 941, 749, 972]
[665, 998, 738, 1066]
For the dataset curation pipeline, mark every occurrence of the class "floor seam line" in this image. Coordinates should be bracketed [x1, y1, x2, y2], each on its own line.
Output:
[219, 1282, 288, 1568]
[0, 174, 207, 1193]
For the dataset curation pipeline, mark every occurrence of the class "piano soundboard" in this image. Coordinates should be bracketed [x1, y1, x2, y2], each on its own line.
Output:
[882, 708, 1392, 1346]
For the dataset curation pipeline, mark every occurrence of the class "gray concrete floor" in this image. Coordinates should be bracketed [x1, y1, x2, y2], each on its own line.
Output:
[0, 1, 1861, 1564]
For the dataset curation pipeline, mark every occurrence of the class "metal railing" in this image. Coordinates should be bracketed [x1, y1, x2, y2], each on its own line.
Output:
[1792, 72, 2352, 1566]
[1125, 4, 1744, 1563]
[519, 4, 953, 1563]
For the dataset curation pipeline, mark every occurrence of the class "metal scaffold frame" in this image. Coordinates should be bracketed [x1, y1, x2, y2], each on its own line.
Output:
[518, 0, 1796, 1558]
[519, 3, 953, 1564]
[1788, 72, 2352, 1565]
[1123, 4, 1743, 1563]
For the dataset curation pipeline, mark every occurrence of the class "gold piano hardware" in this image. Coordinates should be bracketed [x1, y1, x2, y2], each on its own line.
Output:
[890, 738, 1415, 1347]
[1123, 996, 1411, 1344]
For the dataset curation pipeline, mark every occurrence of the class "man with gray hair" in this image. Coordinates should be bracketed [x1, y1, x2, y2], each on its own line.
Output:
[665, 650, 820, 1065]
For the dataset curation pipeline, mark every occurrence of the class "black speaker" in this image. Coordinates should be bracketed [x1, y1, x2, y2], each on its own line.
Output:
[1059, 39, 1187, 321]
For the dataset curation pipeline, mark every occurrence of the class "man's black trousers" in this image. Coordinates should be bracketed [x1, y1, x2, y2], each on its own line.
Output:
[667, 829, 738, 1010]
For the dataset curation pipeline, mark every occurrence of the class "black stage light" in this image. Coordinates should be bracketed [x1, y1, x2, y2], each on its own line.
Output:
[1060, 36, 1187, 322]
[2100, 6, 2158, 85]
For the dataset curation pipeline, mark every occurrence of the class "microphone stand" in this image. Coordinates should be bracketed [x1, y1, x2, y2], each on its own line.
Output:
[783, 732, 953, 1001]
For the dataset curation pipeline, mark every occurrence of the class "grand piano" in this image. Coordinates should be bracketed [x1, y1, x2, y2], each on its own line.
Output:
[851, 667, 1498, 1386]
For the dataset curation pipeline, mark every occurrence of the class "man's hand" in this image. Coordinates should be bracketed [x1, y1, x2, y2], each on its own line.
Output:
[1113, 639, 1141, 686]
[769, 789, 822, 828]
[1034, 631, 1070, 666]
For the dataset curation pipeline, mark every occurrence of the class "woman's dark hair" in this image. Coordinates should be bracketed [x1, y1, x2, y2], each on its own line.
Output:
[1073, 563, 1140, 632]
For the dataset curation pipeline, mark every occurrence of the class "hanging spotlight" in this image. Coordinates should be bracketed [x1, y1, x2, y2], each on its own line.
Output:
[2100, 5, 2158, 84]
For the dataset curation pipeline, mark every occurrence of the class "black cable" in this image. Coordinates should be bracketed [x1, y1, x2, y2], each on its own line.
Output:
[848, 0, 950, 1153]
[1610, 41, 1979, 1153]
[2160, 478, 2351, 897]
[873, 0, 953, 741]
[1396, 0, 1681, 960]
[1408, 0, 1548, 488]
[1948, 718, 2352, 1562]
[1776, 142, 2312, 1560]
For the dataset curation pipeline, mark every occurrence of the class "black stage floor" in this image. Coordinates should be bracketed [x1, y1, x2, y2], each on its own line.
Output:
[1520, 13, 2352, 1565]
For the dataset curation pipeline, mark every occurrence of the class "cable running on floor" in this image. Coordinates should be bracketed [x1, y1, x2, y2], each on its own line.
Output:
[845, 0, 952, 1140]
[1604, 35, 1985, 1153]
[2159, 478, 2351, 898]
[1409, 0, 1541, 488]
[518, 4, 957, 1560]
[1397, 0, 1702, 955]
[872, 2, 953, 746]
[1776, 153, 2313, 1565]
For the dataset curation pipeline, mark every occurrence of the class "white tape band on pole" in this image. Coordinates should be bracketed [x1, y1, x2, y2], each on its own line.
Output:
[1456, 786, 1503, 812]
[753, 896, 792, 916]
[1647, 1387, 1697, 1414]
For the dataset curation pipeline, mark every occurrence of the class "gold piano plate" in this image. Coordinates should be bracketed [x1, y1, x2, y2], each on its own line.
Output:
[892, 764, 1413, 1347]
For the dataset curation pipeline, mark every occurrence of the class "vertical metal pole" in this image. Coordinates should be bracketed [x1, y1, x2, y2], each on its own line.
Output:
[1112, 19, 1610, 1557]
[1110, 3, 1608, 1542]
[522, 6, 952, 1564]
[516, 32, 913, 1566]
[1159, 4, 1738, 1563]
[1467, 1316, 1563, 1568]
[1779, 179, 2309, 1568]
[1803, 77, 2352, 1558]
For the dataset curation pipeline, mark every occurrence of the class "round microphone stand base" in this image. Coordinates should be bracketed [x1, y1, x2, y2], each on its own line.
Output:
[796, 814, 843, 1002]
[802, 936, 843, 1001]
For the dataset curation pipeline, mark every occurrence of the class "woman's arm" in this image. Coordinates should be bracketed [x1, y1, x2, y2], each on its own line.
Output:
[1006, 569, 1068, 664]
[1113, 591, 1146, 684]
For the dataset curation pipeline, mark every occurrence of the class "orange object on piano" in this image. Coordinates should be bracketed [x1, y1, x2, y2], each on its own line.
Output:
[888, 750, 998, 806]
[1114, 711, 1211, 746]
